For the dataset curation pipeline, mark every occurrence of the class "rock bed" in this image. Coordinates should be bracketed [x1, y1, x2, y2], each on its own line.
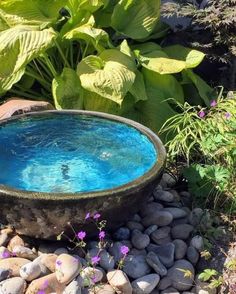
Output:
[0, 174, 214, 294]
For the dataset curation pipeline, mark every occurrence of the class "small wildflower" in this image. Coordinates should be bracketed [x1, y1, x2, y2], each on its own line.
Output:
[1, 251, 10, 258]
[120, 245, 129, 256]
[37, 291, 46, 294]
[77, 231, 86, 240]
[225, 112, 231, 119]
[210, 100, 217, 107]
[91, 255, 100, 265]
[99, 230, 105, 240]
[85, 212, 90, 220]
[42, 280, 49, 288]
[93, 213, 101, 220]
[198, 110, 205, 118]
[56, 260, 62, 266]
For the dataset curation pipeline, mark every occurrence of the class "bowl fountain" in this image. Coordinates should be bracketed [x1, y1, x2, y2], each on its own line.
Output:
[0, 111, 166, 239]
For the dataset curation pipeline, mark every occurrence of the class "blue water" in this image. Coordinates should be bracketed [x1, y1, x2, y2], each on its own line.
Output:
[0, 113, 157, 193]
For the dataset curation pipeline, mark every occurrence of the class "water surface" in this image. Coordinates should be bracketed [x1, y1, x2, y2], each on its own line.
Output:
[0, 113, 157, 193]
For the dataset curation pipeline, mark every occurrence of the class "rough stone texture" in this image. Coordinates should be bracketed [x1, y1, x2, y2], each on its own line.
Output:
[107, 269, 132, 294]
[142, 211, 173, 228]
[132, 274, 160, 294]
[0, 277, 26, 294]
[123, 255, 151, 279]
[171, 225, 194, 240]
[167, 260, 195, 291]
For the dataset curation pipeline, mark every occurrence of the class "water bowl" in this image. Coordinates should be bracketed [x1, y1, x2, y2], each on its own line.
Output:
[0, 111, 166, 239]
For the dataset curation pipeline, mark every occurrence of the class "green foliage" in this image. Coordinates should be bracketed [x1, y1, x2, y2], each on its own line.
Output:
[161, 93, 236, 211]
[199, 269, 218, 282]
[0, 0, 213, 133]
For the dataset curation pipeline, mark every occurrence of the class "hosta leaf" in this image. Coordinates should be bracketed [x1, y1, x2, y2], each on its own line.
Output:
[0, 0, 65, 28]
[77, 49, 136, 105]
[78, 0, 107, 12]
[0, 68, 25, 94]
[0, 26, 57, 93]
[133, 42, 162, 55]
[52, 68, 83, 110]
[138, 50, 186, 74]
[163, 45, 205, 68]
[111, 0, 161, 40]
[129, 71, 147, 102]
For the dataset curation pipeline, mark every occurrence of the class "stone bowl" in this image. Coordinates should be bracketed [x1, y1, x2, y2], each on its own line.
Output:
[0, 110, 166, 239]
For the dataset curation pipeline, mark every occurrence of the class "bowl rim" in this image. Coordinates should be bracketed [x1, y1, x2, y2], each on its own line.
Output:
[0, 110, 166, 201]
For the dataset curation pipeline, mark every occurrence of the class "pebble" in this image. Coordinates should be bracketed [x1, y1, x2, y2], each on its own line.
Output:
[0, 269, 10, 282]
[144, 225, 158, 236]
[171, 217, 189, 227]
[153, 191, 174, 203]
[157, 277, 172, 290]
[147, 243, 175, 268]
[130, 249, 147, 256]
[161, 173, 176, 187]
[124, 255, 151, 279]
[164, 208, 187, 219]
[40, 253, 58, 272]
[153, 237, 172, 246]
[54, 247, 69, 255]
[7, 235, 25, 252]
[12, 245, 37, 260]
[140, 203, 164, 218]
[26, 273, 66, 293]
[88, 284, 115, 294]
[167, 259, 195, 291]
[188, 208, 204, 226]
[0, 257, 31, 277]
[171, 225, 194, 240]
[173, 240, 187, 260]
[190, 235, 204, 252]
[55, 253, 81, 284]
[132, 214, 142, 222]
[131, 230, 150, 250]
[107, 269, 132, 294]
[151, 227, 171, 244]
[127, 221, 144, 231]
[80, 267, 103, 286]
[99, 250, 115, 271]
[108, 242, 124, 263]
[160, 287, 180, 293]
[0, 277, 26, 294]
[20, 261, 41, 281]
[132, 274, 160, 294]
[146, 252, 167, 276]
[142, 211, 173, 228]
[113, 227, 130, 241]
[63, 279, 81, 294]
[187, 246, 199, 265]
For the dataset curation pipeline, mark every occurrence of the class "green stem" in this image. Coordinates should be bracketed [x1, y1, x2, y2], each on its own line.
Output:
[35, 58, 54, 80]
[55, 40, 71, 68]
[42, 54, 58, 77]
[25, 70, 51, 91]
[82, 42, 89, 59]
[70, 42, 74, 68]
[9, 89, 42, 100]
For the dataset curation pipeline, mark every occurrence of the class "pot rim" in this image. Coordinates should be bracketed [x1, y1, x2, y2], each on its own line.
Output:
[0, 110, 166, 201]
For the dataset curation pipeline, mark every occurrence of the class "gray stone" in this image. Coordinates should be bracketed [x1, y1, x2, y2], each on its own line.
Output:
[113, 227, 130, 241]
[63, 279, 81, 294]
[108, 242, 124, 263]
[187, 246, 199, 265]
[171, 224, 194, 240]
[152, 237, 172, 246]
[160, 287, 180, 293]
[153, 191, 174, 203]
[54, 247, 68, 255]
[20, 261, 41, 281]
[179, 191, 192, 207]
[144, 225, 158, 236]
[157, 277, 172, 290]
[151, 227, 171, 244]
[0, 269, 9, 282]
[123, 255, 151, 279]
[130, 249, 147, 256]
[164, 208, 187, 219]
[167, 259, 195, 291]
[12, 245, 37, 260]
[171, 217, 189, 227]
[147, 243, 175, 268]
[140, 203, 164, 218]
[142, 212, 173, 228]
[127, 221, 144, 231]
[0, 277, 26, 294]
[190, 236, 204, 252]
[188, 208, 204, 226]
[173, 240, 187, 260]
[164, 202, 182, 208]
[132, 230, 150, 250]
[146, 252, 167, 277]
[132, 274, 160, 294]
[161, 173, 176, 187]
[99, 250, 115, 271]
[132, 214, 142, 222]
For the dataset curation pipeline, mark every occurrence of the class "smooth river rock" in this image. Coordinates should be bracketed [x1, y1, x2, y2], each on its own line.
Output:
[164, 208, 187, 219]
[153, 191, 174, 203]
[131, 230, 150, 250]
[20, 261, 42, 281]
[0, 257, 31, 277]
[142, 211, 173, 228]
[146, 252, 167, 277]
[132, 274, 160, 294]
[0, 277, 26, 294]
[107, 269, 132, 294]
[173, 240, 188, 260]
[171, 225, 194, 240]
[123, 255, 151, 279]
[56, 254, 81, 284]
[147, 243, 175, 268]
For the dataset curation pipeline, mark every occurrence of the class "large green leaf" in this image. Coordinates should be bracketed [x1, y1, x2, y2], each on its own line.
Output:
[52, 68, 83, 109]
[129, 70, 147, 102]
[78, 0, 107, 12]
[132, 42, 162, 55]
[163, 45, 205, 68]
[0, 26, 57, 93]
[0, 0, 65, 28]
[111, 0, 161, 40]
[77, 49, 136, 105]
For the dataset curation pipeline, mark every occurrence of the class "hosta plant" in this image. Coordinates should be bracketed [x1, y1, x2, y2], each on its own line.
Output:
[0, 0, 214, 134]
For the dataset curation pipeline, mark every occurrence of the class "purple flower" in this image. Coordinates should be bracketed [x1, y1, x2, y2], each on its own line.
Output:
[42, 280, 49, 288]
[91, 255, 100, 265]
[85, 212, 90, 220]
[198, 110, 205, 118]
[99, 230, 105, 240]
[1, 251, 10, 258]
[225, 112, 231, 119]
[120, 245, 129, 256]
[77, 231, 86, 240]
[37, 291, 46, 294]
[210, 100, 217, 107]
[93, 213, 101, 220]
[56, 260, 62, 266]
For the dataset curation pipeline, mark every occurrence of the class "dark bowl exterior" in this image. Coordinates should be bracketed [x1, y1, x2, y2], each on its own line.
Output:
[0, 110, 166, 239]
